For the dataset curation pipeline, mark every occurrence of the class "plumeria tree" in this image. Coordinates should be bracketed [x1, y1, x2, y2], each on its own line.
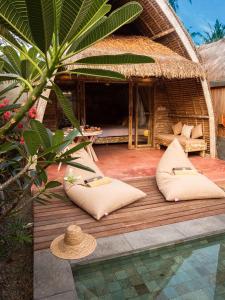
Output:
[0, 0, 154, 223]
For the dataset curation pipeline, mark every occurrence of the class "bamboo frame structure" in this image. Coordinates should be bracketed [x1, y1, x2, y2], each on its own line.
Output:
[39, 0, 216, 157]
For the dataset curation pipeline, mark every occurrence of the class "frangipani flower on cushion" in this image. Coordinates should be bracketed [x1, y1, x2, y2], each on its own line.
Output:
[64, 175, 82, 184]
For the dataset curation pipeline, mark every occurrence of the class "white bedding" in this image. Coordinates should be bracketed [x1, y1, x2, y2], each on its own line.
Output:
[99, 126, 145, 138]
[99, 126, 129, 137]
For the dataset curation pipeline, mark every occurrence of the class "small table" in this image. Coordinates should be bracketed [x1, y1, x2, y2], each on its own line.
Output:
[79, 130, 103, 162]
[64, 128, 103, 162]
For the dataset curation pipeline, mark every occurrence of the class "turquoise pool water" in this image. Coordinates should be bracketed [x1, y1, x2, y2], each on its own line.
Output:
[73, 234, 225, 300]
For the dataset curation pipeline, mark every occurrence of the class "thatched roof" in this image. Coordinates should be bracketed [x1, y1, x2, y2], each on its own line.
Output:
[198, 38, 225, 83]
[67, 36, 205, 79]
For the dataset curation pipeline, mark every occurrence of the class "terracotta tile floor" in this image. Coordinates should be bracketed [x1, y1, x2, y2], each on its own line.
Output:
[47, 144, 225, 183]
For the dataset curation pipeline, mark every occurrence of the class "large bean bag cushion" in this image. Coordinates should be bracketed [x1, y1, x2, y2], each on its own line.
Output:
[63, 148, 146, 220]
[156, 139, 225, 201]
[64, 178, 146, 220]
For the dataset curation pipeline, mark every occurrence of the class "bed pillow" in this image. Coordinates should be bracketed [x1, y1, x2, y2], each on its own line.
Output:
[181, 124, 194, 139]
[64, 179, 146, 220]
[192, 124, 203, 139]
[156, 139, 225, 201]
[172, 122, 182, 135]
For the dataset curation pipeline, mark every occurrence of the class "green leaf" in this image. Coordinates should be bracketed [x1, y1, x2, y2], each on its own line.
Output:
[0, 141, 18, 154]
[71, 2, 143, 54]
[59, 0, 109, 44]
[60, 141, 90, 157]
[52, 83, 80, 129]
[30, 119, 51, 149]
[75, 54, 155, 65]
[37, 165, 48, 184]
[39, 140, 71, 157]
[71, 68, 125, 80]
[0, 73, 19, 82]
[54, 0, 62, 30]
[2, 46, 21, 74]
[23, 130, 40, 155]
[72, 2, 111, 43]
[67, 161, 95, 173]
[0, 1, 34, 47]
[0, 26, 44, 74]
[52, 130, 64, 147]
[25, 0, 54, 52]
[0, 82, 18, 97]
[45, 181, 62, 189]
[57, 129, 79, 152]
[0, 104, 20, 114]
[20, 59, 31, 79]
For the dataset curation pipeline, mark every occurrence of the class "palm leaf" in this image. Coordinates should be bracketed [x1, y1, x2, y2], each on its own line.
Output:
[25, 0, 54, 52]
[52, 0, 62, 37]
[75, 54, 154, 65]
[0, 73, 19, 82]
[52, 130, 64, 147]
[71, 68, 125, 80]
[20, 59, 31, 80]
[71, 1, 111, 42]
[30, 119, 51, 149]
[71, 2, 143, 54]
[60, 141, 90, 157]
[59, 0, 108, 44]
[0, 82, 18, 97]
[67, 161, 95, 173]
[0, 0, 34, 47]
[0, 57, 18, 74]
[52, 83, 80, 129]
[0, 104, 20, 114]
[23, 130, 40, 156]
[2, 46, 21, 75]
[0, 26, 45, 73]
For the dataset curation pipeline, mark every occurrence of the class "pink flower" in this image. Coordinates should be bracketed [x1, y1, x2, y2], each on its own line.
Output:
[28, 107, 37, 119]
[3, 111, 11, 121]
[0, 103, 5, 108]
[20, 137, 25, 145]
[17, 123, 23, 129]
[3, 99, 9, 105]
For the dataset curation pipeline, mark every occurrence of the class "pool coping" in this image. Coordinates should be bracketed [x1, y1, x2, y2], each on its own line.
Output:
[33, 213, 225, 299]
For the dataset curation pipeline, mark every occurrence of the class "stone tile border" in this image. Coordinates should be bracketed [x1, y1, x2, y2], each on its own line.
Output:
[34, 214, 225, 299]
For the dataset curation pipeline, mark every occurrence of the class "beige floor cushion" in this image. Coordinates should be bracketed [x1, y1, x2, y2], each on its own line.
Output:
[156, 139, 225, 201]
[64, 148, 104, 183]
[64, 179, 146, 220]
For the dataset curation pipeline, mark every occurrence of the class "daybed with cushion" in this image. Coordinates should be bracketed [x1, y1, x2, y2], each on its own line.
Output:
[63, 147, 146, 220]
[155, 122, 207, 157]
[156, 138, 225, 201]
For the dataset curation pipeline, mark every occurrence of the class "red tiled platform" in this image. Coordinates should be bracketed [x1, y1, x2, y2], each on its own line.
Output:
[47, 144, 225, 183]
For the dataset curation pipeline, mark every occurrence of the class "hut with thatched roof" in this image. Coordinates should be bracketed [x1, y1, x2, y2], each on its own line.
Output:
[199, 38, 225, 158]
[41, 0, 216, 157]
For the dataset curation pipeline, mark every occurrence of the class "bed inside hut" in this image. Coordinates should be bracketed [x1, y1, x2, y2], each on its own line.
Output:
[85, 82, 130, 144]
[85, 82, 153, 147]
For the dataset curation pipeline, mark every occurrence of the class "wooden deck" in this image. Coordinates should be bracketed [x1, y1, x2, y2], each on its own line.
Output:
[34, 176, 225, 251]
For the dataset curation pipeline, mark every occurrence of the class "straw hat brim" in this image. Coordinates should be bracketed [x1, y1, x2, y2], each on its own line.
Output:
[50, 233, 97, 259]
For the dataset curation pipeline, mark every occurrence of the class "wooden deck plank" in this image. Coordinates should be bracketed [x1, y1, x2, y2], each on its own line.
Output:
[33, 177, 225, 251]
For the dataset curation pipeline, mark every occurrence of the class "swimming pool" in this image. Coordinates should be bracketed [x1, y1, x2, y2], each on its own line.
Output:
[73, 233, 225, 299]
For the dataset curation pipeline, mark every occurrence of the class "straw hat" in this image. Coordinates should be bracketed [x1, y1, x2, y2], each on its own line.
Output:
[50, 225, 97, 259]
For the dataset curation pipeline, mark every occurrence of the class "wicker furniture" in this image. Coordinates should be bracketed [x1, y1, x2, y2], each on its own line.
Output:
[155, 134, 207, 157]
